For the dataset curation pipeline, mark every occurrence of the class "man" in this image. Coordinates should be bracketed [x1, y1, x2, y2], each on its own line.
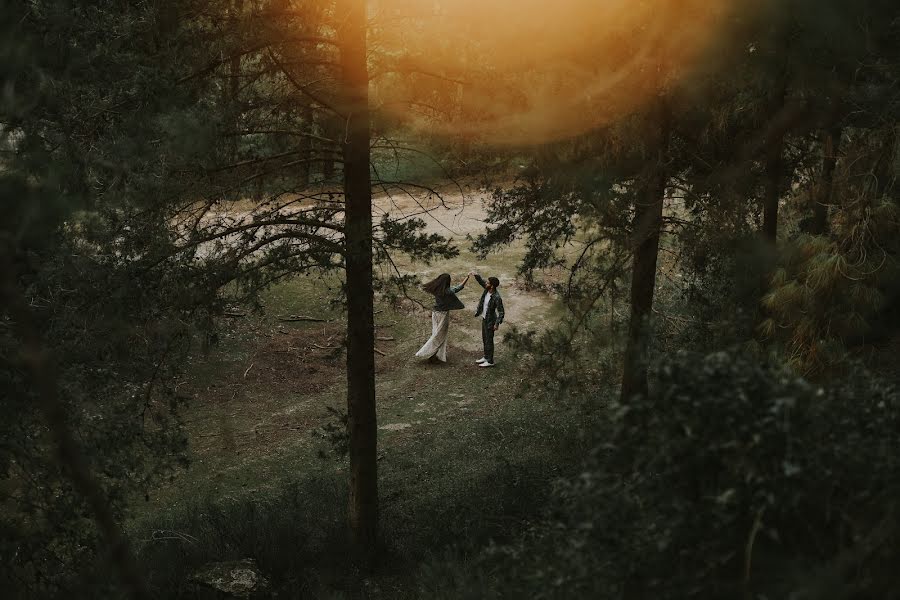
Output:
[470, 271, 505, 368]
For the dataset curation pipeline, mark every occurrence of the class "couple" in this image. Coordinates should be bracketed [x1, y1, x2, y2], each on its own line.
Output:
[415, 271, 505, 367]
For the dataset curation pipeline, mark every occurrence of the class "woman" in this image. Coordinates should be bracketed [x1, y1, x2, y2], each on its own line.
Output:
[415, 272, 469, 363]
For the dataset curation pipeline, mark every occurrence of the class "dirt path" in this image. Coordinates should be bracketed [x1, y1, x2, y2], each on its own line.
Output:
[374, 185, 559, 333]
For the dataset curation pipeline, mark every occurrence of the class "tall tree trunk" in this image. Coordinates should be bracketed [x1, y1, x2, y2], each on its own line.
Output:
[620, 98, 670, 403]
[809, 126, 841, 235]
[337, 0, 378, 554]
[762, 134, 783, 242]
[322, 112, 339, 182]
[228, 0, 243, 163]
[299, 101, 313, 188]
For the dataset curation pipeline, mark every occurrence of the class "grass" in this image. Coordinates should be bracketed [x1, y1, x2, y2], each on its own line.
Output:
[118, 171, 900, 598]
[131, 286, 593, 596]
[126, 192, 605, 597]
[134, 392, 593, 596]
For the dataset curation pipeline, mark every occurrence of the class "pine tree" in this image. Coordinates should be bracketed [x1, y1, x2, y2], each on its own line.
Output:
[336, 0, 379, 554]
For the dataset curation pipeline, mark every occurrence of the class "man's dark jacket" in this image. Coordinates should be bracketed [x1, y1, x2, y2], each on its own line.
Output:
[473, 275, 505, 327]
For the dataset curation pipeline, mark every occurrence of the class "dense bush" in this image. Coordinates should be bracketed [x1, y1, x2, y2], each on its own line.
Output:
[455, 350, 900, 599]
[618, 351, 900, 597]
[0, 240, 199, 597]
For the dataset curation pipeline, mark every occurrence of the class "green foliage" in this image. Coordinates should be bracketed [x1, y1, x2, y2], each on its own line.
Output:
[761, 128, 900, 375]
[462, 351, 900, 599]
[617, 351, 900, 596]
[473, 175, 579, 277]
[378, 214, 460, 265]
[669, 234, 770, 352]
[313, 406, 351, 459]
[1, 1, 221, 595]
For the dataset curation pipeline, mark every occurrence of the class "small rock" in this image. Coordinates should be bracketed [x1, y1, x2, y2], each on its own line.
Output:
[191, 558, 270, 599]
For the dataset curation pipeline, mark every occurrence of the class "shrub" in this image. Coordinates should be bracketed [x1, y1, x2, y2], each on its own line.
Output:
[462, 350, 900, 599]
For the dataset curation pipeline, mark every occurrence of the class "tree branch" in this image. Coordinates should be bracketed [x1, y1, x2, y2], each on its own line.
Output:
[176, 37, 339, 85]
[266, 48, 345, 118]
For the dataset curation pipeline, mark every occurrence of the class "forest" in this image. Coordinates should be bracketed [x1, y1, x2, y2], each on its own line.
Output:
[2, 0, 899, 598]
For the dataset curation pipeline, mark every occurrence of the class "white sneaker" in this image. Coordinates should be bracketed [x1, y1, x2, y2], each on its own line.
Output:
[478, 361, 495, 368]
[475, 357, 486, 364]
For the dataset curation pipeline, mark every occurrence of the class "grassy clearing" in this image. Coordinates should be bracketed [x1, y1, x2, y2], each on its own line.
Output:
[129, 191, 604, 596]
[132, 273, 593, 597]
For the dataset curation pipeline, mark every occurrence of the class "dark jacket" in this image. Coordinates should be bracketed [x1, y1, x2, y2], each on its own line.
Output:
[433, 283, 465, 312]
[473, 275, 505, 327]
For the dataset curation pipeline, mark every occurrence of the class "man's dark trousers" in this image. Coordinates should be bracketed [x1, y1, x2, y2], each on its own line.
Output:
[481, 318, 495, 364]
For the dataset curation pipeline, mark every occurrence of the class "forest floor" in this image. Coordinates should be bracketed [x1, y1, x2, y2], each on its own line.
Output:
[127, 181, 899, 597]
[131, 182, 595, 597]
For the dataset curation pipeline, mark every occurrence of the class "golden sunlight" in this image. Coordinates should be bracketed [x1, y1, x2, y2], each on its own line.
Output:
[373, 0, 734, 144]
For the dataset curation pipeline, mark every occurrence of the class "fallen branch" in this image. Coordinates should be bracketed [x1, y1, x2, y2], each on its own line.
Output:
[243, 363, 254, 379]
[141, 529, 199, 546]
[374, 347, 386, 356]
[376, 336, 395, 341]
[279, 315, 327, 322]
[312, 343, 340, 350]
[223, 310, 247, 317]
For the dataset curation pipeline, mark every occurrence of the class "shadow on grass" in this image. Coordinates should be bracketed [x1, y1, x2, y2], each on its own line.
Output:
[136, 475, 352, 598]
[132, 403, 595, 598]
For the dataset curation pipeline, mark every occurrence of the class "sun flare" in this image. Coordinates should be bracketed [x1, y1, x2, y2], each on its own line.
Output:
[371, 0, 733, 143]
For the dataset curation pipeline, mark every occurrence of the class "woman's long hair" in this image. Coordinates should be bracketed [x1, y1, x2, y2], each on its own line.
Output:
[423, 273, 451, 296]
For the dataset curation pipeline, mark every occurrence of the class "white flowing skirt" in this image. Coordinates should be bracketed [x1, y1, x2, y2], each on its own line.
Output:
[415, 310, 450, 362]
